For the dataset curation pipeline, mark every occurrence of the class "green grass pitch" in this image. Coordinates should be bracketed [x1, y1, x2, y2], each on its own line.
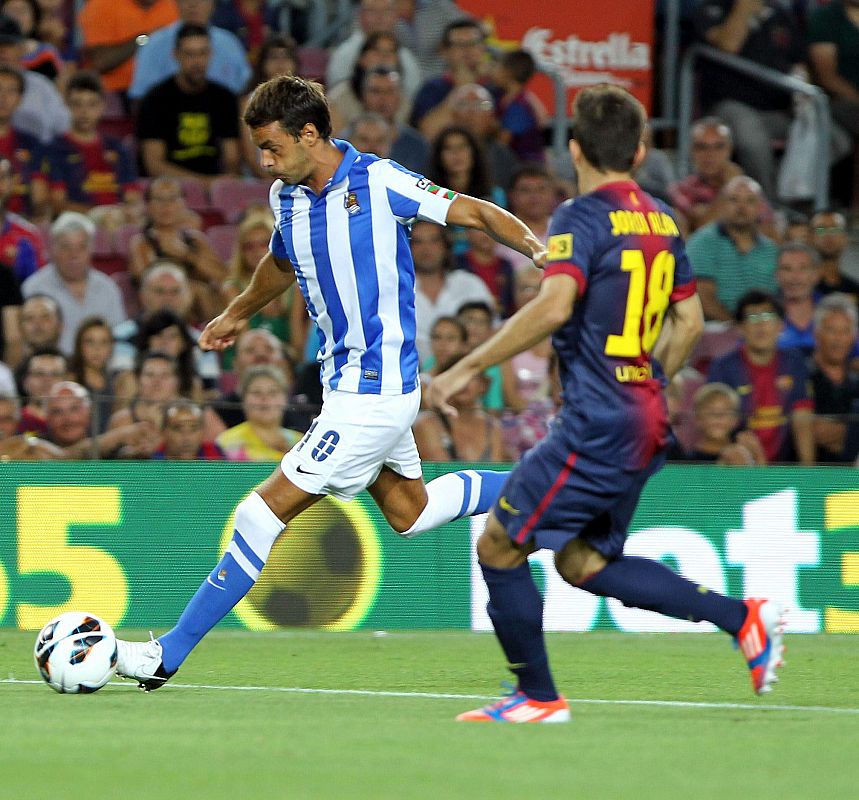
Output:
[2, 629, 858, 800]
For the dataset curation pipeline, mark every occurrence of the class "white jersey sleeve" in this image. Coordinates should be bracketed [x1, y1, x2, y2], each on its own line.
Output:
[369, 159, 458, 226]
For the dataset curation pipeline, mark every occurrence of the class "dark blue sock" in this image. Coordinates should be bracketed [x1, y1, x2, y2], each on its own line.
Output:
[481, 561, 559, 702]
[159, 553, 255, 673]
[580, 555, 747, 635]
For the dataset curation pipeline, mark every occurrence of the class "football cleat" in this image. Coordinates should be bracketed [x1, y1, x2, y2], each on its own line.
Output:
[736, 598, 786, 695]
[457, 689, 570, 723]
[115, 633, 176, 692]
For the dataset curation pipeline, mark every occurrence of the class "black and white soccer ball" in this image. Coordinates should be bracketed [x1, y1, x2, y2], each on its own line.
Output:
[33, 612, 118, 694]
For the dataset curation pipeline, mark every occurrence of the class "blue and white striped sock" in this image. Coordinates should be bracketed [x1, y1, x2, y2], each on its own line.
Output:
[403, 469, 510, 538]
[159, 493, 284, 672]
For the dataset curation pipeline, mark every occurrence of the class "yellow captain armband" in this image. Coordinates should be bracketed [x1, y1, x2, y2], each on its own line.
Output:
[546, 233, 572, 261]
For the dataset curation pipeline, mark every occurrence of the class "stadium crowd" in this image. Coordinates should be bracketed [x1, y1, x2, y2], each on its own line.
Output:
[0, 0, 857, 466]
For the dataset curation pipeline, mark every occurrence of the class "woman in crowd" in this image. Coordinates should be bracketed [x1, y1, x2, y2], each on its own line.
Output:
[128, 178, 227, 324]
[217, 364, 303, 461]
[68, 316, 115, 432]
[1, 0, 64, 82]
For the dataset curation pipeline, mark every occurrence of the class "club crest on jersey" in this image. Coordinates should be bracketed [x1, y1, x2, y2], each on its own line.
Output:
[547, 233, 573, 261]
[344, 192, 361, 214]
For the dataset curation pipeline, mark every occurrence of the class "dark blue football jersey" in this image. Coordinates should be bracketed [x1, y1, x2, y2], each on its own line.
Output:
[542, 180, 696, 470]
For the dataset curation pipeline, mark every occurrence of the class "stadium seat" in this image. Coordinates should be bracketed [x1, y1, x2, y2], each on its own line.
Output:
[115, 223, 142, 255]
[206, 223, 239, 263]
[180, 178, 210, 211]
[689, 324, 741, 375]
[111, 270, 140, 318]
[210, 177, 271, 223]
[298, 47, 330, 82]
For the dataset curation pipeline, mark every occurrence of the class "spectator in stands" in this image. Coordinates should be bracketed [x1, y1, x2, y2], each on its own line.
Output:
[137, 24, 241, 185]
[394, 0, 469, 81]
[498, 165, 558, 273]
[347, 111, 394, 159]
[692, 0, 805, 201]
[221, 208, 305, 366]
[0, 350, 12, 391]
[410, 18, 492, 141]
[21, 212, 127, 354]
[240, 33, 297, 177]
[783, 210, 811, 243]
[668, 117, 742, 235]
[683, 382, 766, 464]
[808, 1, 859, 151]
[129, 0, 251, 102]
[0, 0, 63, 82]
[354, 66, 427, 172]
[412, 220, 494, 362]
[153, 398, 224, 459]
[0, 155, 44, 286]
[454, 227, 514, 316]
[44, 378, 159, 457]
[19, 293, 61, 357]
[111, 260, 221, 389]
[810, 209, 859, 302]
[15, 346, 66, 433]
[0, 15, 67, 143]
[216, 364, 302, 461]
[328, 31, 404, 134]
[68, 315, 115, 431]
[494, 48, 546, 164]
[809, 293, 859, 463]
[776, 242, 822, 356]
[79, 0, 179, 96]
[456, 299, 503, 414]
[709, 290, 815, 464]
[128, 177, 228, 323]
[686, 175, 779, 321]
[420, 314, 466, 374]
[210, 0, 279, 63]
[428, 125, 501, 209]
[0, 67, 48, 220]
[49, 70, 141, 224]
[414, 355, 507, 462]
[326, 0, 421, 104]
[215, 327, 297, 429]
[0, 239, 21, 366]
[34, 0, 72, 60]
[448, 82, 519, 191]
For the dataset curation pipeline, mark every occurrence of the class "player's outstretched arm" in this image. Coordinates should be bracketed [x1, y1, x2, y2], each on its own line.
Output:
[446, 194, 547, 267]
[428, 273, 577, 415]
[652, 293, 705, 380]
[199, 251, 297, 351]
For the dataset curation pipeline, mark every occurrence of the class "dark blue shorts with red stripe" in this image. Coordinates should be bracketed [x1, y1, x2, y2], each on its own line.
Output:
[494, 425, 666, 558]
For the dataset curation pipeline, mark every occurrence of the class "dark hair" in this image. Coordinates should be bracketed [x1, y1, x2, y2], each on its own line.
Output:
[69, 316, 112, 382]
[360, 65, 401, 100]
[735, 290, 784, 323]
[175, 23, 209, 47]
[441, 18, 484, 47]
[429, 126, 492, 199]
[135, 350, 179, 381]
[570, 83, 645, 172]
[65, 69, 104, 97]
[249, 33, 298, 93]
[22, 292, 63, 323]
[350, 31, 400, 96]
[0, 64, 24, 94]
[500, 49, 535, 85]
[243, 75, 332, 140]
[509, 163, 553, 192]
[431, 315, 467, 342]
[15, 346, 67, 397]
[134, 310, 197, 397]
[457, 300, 494, 320]
[0, 0, 39, 36]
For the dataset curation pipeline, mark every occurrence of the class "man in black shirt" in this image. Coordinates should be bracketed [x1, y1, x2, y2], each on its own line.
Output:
[809, 293, 859, 463]
[137, 23, 241, 186]
[810, 210, 859, 303]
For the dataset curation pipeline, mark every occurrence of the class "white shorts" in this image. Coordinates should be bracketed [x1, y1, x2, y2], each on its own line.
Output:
[280, 387, 423, 501]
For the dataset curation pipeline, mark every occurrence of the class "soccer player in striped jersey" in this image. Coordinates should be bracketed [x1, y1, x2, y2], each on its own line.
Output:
[115, 75, 548, 689]
[429, 84, 786, 723]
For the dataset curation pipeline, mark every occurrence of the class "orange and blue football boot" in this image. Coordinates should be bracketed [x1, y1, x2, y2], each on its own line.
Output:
[456, 689, 570, 723]
[736, 598, 786, 695]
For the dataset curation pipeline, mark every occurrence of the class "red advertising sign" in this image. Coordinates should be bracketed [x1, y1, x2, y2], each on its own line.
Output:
[460, 0, 655, 113]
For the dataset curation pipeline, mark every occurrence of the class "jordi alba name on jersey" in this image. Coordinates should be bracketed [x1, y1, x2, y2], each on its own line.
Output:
[269, 139, 457, 395]
[543, 180, 696, 469]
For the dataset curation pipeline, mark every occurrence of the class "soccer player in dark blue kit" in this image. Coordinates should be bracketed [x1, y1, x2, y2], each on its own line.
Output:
[429, 84, 786, 723]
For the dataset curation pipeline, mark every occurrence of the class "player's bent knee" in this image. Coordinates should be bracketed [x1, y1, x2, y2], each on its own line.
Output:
[476, 515, 526, 569]
[233, 492, 286, 555]
[555, 539, 608, 585]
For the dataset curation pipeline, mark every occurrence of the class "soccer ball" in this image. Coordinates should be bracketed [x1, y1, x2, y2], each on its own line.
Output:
[33, 612, 118, 694]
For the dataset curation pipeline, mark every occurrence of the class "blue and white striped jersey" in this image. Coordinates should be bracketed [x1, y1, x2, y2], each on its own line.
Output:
[269, 139, 457, 395]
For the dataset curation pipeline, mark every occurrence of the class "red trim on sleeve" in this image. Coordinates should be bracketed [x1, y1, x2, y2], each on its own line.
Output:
[670, 279, 697, 303]
[543, 261, 588, 296]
